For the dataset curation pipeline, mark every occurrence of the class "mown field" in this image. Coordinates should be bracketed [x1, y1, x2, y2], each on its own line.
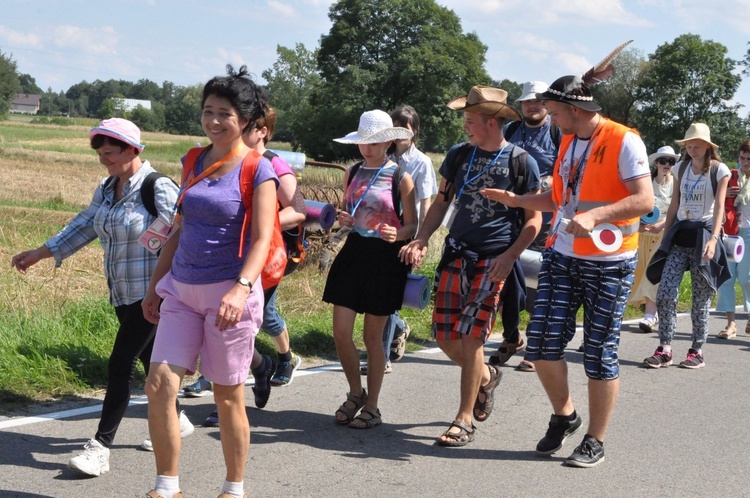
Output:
[0, 118, 701, 414]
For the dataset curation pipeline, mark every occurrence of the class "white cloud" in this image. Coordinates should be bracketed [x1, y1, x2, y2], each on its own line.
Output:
[0, 25, 43, 49]
[268, 0, 296, 17]
[53, 25, 119, 56]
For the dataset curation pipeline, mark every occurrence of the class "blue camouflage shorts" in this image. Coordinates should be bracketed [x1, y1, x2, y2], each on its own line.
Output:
[524, 250, 637, 380]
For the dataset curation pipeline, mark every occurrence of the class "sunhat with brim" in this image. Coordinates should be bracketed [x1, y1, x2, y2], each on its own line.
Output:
[89, 118, 145, 152]
[536, 75, 602, 112]
[447, 85, 521, 121]
[675, 123, 719, 150]
[516, 81, 548, 102]
[648, 145, 681, 166]
[334, 110, 413, 144]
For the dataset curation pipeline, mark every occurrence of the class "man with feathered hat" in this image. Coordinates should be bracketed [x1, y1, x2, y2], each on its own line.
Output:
[482, 42, 654, 467]
[400, 85, 541, 447]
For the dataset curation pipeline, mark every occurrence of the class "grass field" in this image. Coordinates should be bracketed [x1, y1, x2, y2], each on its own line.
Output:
[0, 119, 703, 414]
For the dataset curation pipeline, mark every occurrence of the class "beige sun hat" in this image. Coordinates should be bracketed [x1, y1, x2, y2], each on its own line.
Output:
[334, 110, 413, 144]
[648, 145, 681, 166]
[447, 85, 521, 121]
[675, 123, 718, 149]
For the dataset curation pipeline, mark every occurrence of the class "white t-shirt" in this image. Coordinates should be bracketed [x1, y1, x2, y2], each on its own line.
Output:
[673, 160, 730, 223]
[391, 144, 437, 223]
[553, 131, 650, 261]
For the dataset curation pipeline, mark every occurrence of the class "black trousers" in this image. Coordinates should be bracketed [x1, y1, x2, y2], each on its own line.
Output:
[94, 300, 156, 448]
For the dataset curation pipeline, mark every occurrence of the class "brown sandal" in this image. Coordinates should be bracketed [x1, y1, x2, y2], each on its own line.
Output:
[436, 420, 476, 447]
[335, 389, 367, 425]
[348, 407, 382, 429]
[473, 364, 501, 422]
[515, 359, 536, 372]
[489, 338, 526, 366]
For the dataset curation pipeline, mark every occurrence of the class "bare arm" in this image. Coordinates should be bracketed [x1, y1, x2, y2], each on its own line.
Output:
[399, 177, 452, 266]
[276, 173, 306, 230]
[487, 191, 543, 282]
[481, 188, 556, 213]
[703, 175, 729, 260]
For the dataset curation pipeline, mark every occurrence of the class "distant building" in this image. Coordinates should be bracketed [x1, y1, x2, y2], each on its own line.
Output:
[114, 98, 152, 112]
[11, 93, 42, 115]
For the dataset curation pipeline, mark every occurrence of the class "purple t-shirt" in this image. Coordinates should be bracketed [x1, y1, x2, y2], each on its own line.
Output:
[171, 152, 278, 284]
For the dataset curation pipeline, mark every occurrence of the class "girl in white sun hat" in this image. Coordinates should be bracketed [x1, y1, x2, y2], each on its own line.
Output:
[323, 109, 418, 429]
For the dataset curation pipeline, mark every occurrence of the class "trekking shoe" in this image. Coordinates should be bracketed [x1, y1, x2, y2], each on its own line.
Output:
[360, 361, 393, 375]
[536, 413, 583, 455]
[141, 410, 195, 451]
[271, 353, 302, 386]
[679, 348, 705, 369]
[204, 409, 219, 427]
[718, 323, 737, 339]
[638, 316, 657, 334]
[182, 375, 212, 397]
[251, 355, 275, 409]
[644, 346, 672, 369]
[67, 439, 110, 476]
[564, 434, 605, 468]
[390, 323, 410, 361]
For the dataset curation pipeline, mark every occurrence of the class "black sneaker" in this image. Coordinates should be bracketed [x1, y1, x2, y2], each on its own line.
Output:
[251, 355, 275, 409]
[564, 434, 605, 468]
[536, 413, 583, 455]
[203, 409, 219, 427]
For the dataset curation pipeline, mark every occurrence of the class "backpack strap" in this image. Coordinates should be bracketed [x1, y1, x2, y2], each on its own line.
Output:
[509, 144, 528, 195]
[238, 150, 263, 258]
[549, 124, 562, 148]
[141, 172, 178, 218]
[504, 121, 521, 141]
[678, 160, 720, 196]
[263, 150, 278, 161]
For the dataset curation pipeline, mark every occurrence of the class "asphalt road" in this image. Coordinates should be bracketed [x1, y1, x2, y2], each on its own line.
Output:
[1, 310, 749, 497]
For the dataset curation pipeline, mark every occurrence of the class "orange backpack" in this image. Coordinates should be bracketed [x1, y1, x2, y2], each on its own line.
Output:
[182, 147, 287, 290]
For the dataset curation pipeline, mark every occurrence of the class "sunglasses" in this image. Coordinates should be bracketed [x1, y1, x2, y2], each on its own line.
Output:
[656, 157, 676, 165]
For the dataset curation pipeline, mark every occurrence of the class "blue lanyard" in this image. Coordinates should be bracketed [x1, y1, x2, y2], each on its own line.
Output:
[349, 159, 388, 217]
[457, 145, 507, 200]
[683, 163, 703, 200]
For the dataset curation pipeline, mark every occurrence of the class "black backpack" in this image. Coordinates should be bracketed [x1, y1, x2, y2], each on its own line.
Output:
[103, 171, 177, 218]
[346, 161, 407, 224]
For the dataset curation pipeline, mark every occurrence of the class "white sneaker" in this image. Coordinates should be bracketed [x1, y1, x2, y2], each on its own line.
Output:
[141, 410, 195, 452]
[67, 439, 110, 476]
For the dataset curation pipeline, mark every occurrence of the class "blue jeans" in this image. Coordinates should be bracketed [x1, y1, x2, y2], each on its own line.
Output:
[381, 312, 405, 360]
[716, 228, 750, 313]
[261, 286, 286, 337]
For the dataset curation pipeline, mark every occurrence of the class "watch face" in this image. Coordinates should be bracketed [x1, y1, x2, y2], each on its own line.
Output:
[237, 277, 251, 286]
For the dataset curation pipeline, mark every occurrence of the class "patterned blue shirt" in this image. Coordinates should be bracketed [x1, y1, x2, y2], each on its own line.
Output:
[45, 162, 179, 306]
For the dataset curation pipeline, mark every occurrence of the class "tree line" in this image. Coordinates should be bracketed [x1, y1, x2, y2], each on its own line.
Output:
[2, 0, 750, 161]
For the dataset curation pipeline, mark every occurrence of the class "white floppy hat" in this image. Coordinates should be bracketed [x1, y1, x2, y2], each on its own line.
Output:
[334, 110, 413, 144]
[516, 81, 548, 102]
[648, 145, 681, 166]
[675, 123, 718, 149]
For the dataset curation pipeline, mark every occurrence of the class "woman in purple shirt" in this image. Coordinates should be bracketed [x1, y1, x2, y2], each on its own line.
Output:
[140, 66, 278, 498]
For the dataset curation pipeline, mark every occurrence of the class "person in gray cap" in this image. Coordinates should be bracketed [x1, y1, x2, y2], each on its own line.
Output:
[482, 41, 654, 468]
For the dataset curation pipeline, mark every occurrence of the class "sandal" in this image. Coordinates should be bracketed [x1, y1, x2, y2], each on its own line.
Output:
[473, 364, 501, 422]
[718, 322, 737, 339]
[489, 338, 526, 366]
[436, 420, 476, 447]
[348, 407, 382, 429]
[515, 359, 536, 372]
[335, 389, 367, 425]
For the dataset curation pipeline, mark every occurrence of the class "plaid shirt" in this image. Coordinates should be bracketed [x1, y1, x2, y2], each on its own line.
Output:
[45, 162, 179, 306]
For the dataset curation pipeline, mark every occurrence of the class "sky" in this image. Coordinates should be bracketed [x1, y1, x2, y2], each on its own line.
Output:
[4, 0, 750, 113]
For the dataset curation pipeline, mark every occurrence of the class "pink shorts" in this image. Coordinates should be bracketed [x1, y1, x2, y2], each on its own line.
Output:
[150, 272, 264, 386]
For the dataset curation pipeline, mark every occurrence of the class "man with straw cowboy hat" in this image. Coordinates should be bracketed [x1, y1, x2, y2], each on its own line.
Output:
[400, 85, 541, 447]
[482, 41, 654, 467]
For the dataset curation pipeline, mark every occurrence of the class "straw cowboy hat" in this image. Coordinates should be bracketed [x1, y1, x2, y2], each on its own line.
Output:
[446, 85, 521, 121]
[648, 145, 681, 166]
[334, 110, 413, 144]
[516, 81, 548, 102]
[675, 123, 719, 150]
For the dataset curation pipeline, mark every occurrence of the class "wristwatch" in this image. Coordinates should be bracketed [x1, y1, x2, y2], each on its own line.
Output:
[541, 176, 551, 192]
[235, 277, 253, 289]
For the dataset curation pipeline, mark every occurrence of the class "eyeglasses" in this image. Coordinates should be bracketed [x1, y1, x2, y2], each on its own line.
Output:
[656, 157, 676, 165]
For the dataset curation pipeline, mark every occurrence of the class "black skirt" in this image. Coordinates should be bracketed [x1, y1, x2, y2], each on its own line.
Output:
[322, 232, 410, 315]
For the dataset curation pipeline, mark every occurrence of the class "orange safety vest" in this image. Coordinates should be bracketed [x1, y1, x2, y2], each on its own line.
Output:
[550, 119, 641, 256]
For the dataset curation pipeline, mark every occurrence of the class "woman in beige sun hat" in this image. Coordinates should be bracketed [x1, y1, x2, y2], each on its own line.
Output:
[644, 122, 731, 370]
[323, 109, 418, 429]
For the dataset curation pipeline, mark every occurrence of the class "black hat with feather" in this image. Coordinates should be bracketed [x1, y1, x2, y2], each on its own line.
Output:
[537, 40, 633, 112]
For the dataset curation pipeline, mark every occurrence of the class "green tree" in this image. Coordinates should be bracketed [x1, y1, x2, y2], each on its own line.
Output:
[262, 43, 321, 146]
[302, 0, 488, 160]
[18, 73, 42, 94]
[98, 97, 117, 119]
[635, 34, 741, 152]
[590, 47, 648, 127]
[164, 84, 204, 136]
[130, 102, 166, 132]
[0, 50, 21, 114]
